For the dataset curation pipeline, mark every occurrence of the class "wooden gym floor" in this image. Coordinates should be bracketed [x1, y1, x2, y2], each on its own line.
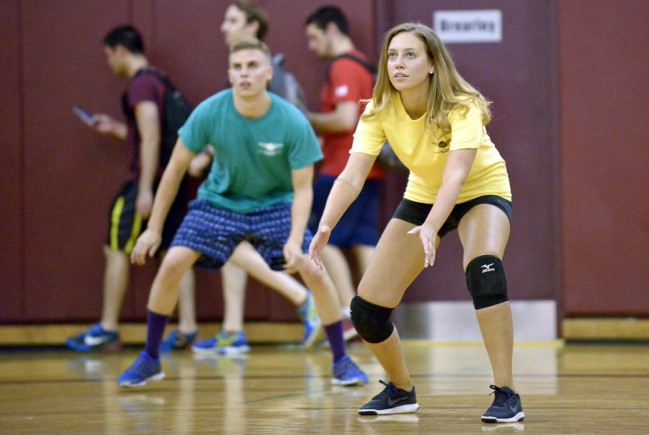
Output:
[1, 340, 649, 434]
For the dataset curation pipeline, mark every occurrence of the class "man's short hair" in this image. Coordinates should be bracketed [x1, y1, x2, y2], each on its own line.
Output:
[103, 25, 145, 54]
[233, 0, 269, 41]
[305, 5, 348, 35]
[229, 38, 272, 61]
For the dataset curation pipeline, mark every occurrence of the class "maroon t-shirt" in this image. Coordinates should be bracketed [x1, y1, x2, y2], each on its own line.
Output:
[121, 70, 166, 181]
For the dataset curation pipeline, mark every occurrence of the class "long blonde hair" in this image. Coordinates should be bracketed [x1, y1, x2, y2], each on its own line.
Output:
[364, 22, 491, 134]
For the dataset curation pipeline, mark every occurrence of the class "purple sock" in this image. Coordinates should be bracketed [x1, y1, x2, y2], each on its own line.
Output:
[144, 310, 169, 360]
[324, 321, 346, 364]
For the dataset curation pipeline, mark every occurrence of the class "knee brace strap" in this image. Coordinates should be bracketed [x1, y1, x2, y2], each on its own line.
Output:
[465, 255, 509, 310]
[350, 296, 394, 343]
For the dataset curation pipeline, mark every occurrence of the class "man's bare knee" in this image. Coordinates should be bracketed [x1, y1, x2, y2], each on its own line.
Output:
[299, 259, 328, 287]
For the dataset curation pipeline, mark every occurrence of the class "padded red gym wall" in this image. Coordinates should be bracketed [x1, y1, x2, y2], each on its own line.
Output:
[0, 0, 24, 323]
[559, 0, 649, 316]
[0, 0, 377, 324]
[3, 0, 647, 325]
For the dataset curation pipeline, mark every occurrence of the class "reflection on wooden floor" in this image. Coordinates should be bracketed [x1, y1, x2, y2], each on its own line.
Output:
[2, 341, 649, 433]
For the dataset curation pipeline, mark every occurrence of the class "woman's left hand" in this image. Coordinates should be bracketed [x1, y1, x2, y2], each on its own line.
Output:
[407, 224, 438, 268]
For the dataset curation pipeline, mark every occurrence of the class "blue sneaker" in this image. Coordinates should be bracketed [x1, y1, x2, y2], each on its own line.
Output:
[296, 291, 322, 348]
[192, 331, 250, 356]
[481, 385, 525, 423]
[117, 351, 165, 387]
[160, 329, 198, 352]
[332, 355, 369, 386]
[66, 323, 120, 352]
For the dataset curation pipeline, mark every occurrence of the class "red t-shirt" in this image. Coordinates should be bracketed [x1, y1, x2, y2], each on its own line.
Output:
[319, 51, 385, 180]
[122, 71, 166, 181]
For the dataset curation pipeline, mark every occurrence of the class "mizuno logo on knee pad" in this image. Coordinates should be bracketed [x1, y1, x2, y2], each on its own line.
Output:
[481, 263, 495, 273]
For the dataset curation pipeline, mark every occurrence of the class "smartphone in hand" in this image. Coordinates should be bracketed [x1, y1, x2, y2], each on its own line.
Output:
[73, 106, 96, 127]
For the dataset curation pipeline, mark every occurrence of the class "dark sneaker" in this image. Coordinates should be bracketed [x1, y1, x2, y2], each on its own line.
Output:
[359, 380, 419, 415]
[296, 291, 322, 348]
[332, 355, 369, 386]
[66, 323, 120, 352]
[160, 329, 198, 352]
[117, 351, 165, 387]
[481, 385, 525, 423]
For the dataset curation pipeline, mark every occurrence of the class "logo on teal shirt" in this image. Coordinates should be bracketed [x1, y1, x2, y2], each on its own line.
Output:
[257, 142, 284, 156]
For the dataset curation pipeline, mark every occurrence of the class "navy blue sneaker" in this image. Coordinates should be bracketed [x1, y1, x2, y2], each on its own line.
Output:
[359, 380, 419, 415]
[66, 323, 120, 352]
[332, 355, 369, 386]
[481, 385, 525, 423]
[117, 351, 165, 387]
[160, 329, 198, 352]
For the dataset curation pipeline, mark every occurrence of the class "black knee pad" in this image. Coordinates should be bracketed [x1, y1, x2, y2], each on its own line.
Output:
[465, 255, 509, 310]
[350, 296, 394, 343]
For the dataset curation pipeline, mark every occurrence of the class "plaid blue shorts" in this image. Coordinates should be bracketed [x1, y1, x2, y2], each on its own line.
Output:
[171, 198, 313, 271]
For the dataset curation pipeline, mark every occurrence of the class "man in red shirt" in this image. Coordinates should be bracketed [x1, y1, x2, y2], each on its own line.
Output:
[305, 6, 385, 337]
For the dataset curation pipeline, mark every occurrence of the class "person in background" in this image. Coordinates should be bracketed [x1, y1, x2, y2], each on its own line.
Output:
[162, 0, 321, 354]
[117, 39, 369, 388]
[67, 25, 197, 352]
[305, 6, 385, 338]
[309, 22, 524, 423]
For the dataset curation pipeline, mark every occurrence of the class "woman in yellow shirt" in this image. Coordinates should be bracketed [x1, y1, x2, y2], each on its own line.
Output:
[309, 22, 524, 424]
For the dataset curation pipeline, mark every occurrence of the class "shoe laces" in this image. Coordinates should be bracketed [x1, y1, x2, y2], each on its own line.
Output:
[488, 385, 515, 406]
[89, 323, 106, 336]
[374, 380, 399, 399]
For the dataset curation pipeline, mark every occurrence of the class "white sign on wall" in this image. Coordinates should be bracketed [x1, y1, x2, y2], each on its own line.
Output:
[434, 10, 502, 43]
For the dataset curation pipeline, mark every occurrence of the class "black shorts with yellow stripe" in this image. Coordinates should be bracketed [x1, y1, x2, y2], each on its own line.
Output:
[106, 180, 187, 254]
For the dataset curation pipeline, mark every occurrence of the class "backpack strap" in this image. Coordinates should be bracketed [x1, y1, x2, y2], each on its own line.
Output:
[134, 67, 178, 92]
[326, 52, 376, 83]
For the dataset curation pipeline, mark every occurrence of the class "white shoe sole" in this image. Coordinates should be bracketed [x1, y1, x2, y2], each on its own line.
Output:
[358, 403, 419, 415]
[192, 345, 250, 356]
[118, 371, 165, 388]
[481, 411, 525, 423]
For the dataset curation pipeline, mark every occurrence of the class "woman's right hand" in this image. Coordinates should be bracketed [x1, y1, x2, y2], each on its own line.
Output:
[308, 225, 331, 270]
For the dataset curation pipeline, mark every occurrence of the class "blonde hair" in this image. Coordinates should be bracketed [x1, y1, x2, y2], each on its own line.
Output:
[364, 22, 491, 134]
[229, 38, 272, 62]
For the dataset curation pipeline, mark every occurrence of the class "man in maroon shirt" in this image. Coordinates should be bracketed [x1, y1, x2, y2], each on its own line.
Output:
[67, 25, 197, 351]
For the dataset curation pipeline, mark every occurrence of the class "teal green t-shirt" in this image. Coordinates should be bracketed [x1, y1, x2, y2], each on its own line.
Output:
[179, 90, 322, 214]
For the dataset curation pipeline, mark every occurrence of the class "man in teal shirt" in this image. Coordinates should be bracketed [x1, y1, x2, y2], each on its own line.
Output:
[117, 38, 368, 388]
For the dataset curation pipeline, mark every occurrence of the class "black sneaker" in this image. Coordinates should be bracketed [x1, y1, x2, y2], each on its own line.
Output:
[481, 385, 525, 423]
[358, 380, 419, 415]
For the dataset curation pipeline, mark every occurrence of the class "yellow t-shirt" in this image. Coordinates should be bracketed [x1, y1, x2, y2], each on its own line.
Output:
[352, 94, 511, 204]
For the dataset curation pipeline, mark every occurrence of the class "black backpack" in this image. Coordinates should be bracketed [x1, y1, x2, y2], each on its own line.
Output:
[125, 68, 193, 167]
